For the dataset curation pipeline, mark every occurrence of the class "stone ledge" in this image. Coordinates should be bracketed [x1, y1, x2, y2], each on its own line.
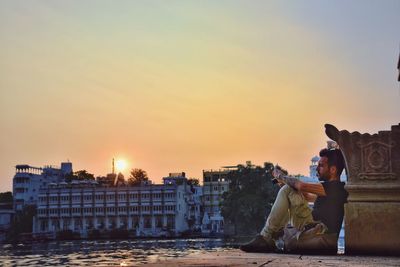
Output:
[345, 184, 400, 202]
[146, 249, 400, 266]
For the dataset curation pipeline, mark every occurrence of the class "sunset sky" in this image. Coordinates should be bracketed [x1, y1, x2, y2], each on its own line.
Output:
[1, 1, 399, 191]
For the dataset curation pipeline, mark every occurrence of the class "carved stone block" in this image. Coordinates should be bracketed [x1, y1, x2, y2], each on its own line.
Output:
[325, 123, 400, 255]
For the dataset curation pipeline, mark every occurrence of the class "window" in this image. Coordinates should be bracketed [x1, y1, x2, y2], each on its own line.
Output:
[118, 207, 126, 212]
[212, 174, 219, 181]
[130, 206, 138, 212]
[107, 207, 115, 213]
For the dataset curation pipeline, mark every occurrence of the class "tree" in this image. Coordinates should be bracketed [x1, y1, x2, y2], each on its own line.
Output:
[7, 205, 36, 242]
[128, 168, 149, 186]
[65, 170, 95, 182]
[221, 162, 285, 236]
[187, 178, 200, 186]
[114, 172, 125, 186]
[75, 170, 95, 180]
[0, 191, 12, 203]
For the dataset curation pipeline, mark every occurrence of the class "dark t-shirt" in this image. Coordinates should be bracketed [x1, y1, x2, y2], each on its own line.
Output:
[312, 181, 348, 234]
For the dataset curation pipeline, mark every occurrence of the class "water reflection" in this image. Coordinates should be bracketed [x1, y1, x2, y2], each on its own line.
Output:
[0, 238, 231, 266]
[1, 237, 344, 266]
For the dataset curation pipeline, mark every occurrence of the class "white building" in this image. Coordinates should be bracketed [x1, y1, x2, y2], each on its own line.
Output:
[33, 174, 197, 237]
[163, 172, 203, 232]
[13, 162, 73, 211]
[201, 169, 230, 235]
[309, 156, 320, 180]
[191, 186, 203, 231]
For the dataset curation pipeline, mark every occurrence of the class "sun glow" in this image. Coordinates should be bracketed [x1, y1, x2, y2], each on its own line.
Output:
[115, 159, 127, 173]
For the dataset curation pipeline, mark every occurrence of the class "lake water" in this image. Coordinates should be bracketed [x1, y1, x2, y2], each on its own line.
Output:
[0, 237, 344, 266]
[0, 238, 231, 266]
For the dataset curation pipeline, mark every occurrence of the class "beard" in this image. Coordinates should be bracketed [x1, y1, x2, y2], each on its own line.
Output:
[317, 172, 329, 182]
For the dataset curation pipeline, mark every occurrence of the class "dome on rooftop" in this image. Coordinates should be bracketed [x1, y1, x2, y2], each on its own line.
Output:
[311, 156, 320, 162]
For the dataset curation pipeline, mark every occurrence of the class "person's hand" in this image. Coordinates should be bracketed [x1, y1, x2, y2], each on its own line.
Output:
[276, 179, 285, 187]
[272, 167, 284, 179]
[272, 167, 285, 187]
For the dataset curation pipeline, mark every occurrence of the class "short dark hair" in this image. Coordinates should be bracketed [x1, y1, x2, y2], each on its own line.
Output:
[319, 148, 345, 176]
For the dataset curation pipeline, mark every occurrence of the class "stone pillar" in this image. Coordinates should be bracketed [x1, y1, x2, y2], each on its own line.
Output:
[151, 216, 156, 232]
[116, 216, 120, 229]
[163, 215, 168, 228]
[139, 216, 144, 231]
[70, 218, 75, 231]
[325, 123, 400, 255]
[128, 216, 133, 230]
[105, 216, 109, 230]
[32, 216, 37, 233]
[82, 218, 87, 232]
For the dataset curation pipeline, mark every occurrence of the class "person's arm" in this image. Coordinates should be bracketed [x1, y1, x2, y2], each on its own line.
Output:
[297, 182, 326, 197]
[302, 192, 318, 202]
[272, 167, 326, 197]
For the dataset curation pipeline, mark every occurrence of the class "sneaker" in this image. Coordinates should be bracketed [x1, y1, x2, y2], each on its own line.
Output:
[239, 234, 277, 253]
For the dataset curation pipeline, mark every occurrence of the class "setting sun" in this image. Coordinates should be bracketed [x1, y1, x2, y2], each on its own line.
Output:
[115, 159, 127, 173]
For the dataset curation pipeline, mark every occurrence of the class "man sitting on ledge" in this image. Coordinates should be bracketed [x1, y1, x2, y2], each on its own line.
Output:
[240, 148, 348, 254]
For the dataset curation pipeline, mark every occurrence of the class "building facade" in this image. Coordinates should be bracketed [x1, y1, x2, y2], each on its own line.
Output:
[13, 162, 72, 211]
[201, 169, 230, 235]
[309, 156, 320, 180]
[33, 175, 197, 237]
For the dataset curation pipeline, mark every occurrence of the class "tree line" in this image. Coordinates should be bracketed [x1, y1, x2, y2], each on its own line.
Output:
[65, 168, 199, 187]
[64, 168, 150, 186]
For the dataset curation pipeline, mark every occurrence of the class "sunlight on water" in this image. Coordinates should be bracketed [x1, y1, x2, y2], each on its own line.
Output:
[1, 237, 345, 266]
[0, 239, 231, 266]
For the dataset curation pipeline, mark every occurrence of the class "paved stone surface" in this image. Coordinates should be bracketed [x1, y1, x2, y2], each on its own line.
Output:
[145, 249, 400, 266]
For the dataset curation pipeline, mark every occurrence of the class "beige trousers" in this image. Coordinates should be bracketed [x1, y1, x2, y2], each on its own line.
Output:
[261, 184, 314, 237]
[260, 185, 337, 254]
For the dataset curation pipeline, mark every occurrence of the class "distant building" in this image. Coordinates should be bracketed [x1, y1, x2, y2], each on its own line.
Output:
[13, 162, 72, 211]
[163, 172, 203, 231]
[33, 173, 198, 237]
[309, 156, 320, 180]
[190, 186, 203, 231]
[201, 169, 230, 235]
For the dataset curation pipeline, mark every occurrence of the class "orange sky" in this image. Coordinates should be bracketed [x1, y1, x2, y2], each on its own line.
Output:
[1, 1, 399, 191]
